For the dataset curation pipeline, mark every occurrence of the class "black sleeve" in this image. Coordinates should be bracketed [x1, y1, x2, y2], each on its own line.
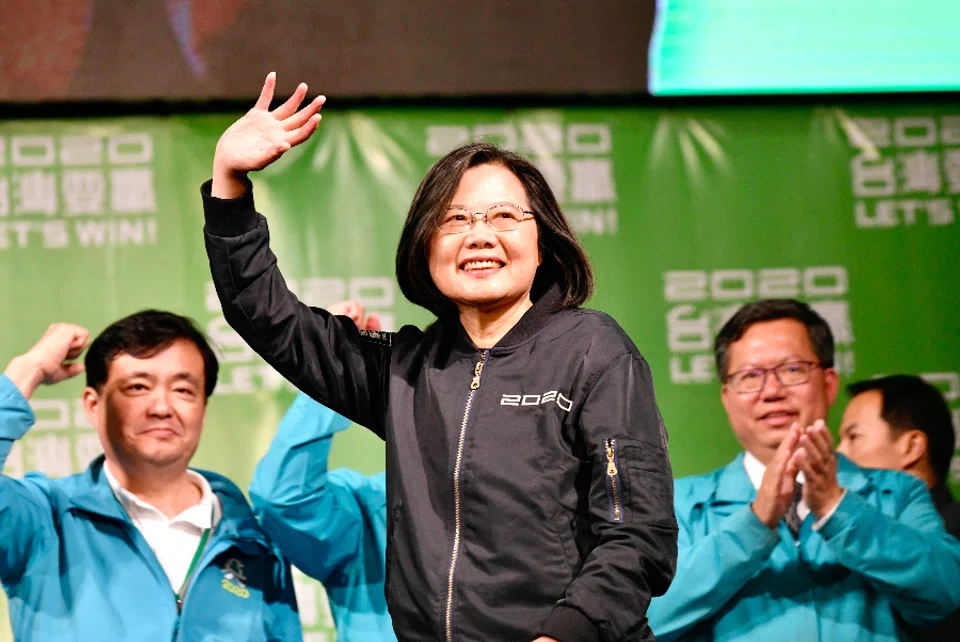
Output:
[540, 352, 679, 642]
[201, 180, 390, 437]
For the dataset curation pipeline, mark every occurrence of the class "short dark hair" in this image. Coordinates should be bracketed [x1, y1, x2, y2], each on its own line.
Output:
[714, 299, 835, 379]
[85, 310, 219, 398]
[847, 375, 956, 484]
[395, 142, 594, 316]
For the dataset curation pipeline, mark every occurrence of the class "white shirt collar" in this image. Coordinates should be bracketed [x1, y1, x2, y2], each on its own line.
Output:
[742, 450, 806, 491]
[743, 451, 766, 491]
[103, 460, 218, 530]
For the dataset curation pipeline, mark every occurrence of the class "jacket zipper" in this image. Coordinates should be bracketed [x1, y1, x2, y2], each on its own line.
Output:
[175, 537, 227, 618]
[445, 350, 487, 642]
[604, 439, 624, 523]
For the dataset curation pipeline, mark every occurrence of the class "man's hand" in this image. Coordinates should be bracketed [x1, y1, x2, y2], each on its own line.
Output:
[751, 422, 803, 529]
[3, 324, 89, 399]
[793, 419, 844, 519]
[211, 72, 325, 199]
[327, 300, 382, 331]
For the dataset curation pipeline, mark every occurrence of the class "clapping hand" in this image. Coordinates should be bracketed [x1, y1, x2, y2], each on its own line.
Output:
[792, 419, 843, 518]
[751, 422, 803, 528]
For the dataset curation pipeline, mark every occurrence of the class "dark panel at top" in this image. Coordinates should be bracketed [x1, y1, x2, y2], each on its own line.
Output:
[0, 0, 655, 102]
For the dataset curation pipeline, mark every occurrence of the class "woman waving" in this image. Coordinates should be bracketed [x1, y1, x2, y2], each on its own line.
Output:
[202, 73, 677, 642]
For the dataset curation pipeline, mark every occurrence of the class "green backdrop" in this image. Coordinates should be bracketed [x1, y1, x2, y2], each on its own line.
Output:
[1, 102, 958, 640]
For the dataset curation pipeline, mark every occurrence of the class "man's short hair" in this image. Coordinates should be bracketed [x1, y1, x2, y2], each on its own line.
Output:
[714, 299, 835, 379]
[85, 310, 219, 398]
[847, 375, 956, 485]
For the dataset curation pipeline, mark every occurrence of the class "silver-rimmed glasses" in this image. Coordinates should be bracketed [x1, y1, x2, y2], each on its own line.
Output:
[725, 360, 822, 393]
[436, 203, 535, 235]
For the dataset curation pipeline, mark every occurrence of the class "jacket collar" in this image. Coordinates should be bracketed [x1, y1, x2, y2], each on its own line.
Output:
[835, 452, 871, 493]
[443, 283, 565, 355]
[66, 456, 130, 523]
[198, 468, 270, 547]
[714, 453, 756, 504]
[931, 482, 958, 512]
[68, 457, 268, 547]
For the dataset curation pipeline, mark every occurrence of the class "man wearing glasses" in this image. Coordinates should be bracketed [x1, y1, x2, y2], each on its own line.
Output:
[647, 299, 960, 642]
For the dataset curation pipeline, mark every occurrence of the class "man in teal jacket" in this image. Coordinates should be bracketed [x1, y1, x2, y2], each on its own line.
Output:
[250, 300, 396, 642]
[0, 314, 301, 641]
[647, 299, 960, 641]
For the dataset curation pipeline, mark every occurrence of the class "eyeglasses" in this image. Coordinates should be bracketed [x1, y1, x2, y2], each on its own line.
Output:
[436, 203, 535, 235]
[725, 360, 822, 394]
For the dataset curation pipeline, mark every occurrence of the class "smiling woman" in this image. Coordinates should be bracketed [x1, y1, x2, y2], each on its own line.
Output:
[201, 73, 678, 642]
[427, 167, 541, 335]
[397, 144, 593, 349]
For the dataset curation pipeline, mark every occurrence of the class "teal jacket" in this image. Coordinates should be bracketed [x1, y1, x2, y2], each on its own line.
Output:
[647, 452, 960, 641]
[0, 375, 302, 642]
[249, 392, 395, 642]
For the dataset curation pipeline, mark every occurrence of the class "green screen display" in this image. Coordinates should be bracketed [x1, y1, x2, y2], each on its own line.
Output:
[650, 0, 960, 95]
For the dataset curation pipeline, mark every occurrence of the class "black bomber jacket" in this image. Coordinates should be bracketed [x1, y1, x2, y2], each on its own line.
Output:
[202, 181, 678, 641]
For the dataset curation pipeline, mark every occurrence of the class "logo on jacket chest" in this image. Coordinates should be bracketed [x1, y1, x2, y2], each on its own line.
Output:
[221, 557, 251, 599]
[500, 390, 573, 411]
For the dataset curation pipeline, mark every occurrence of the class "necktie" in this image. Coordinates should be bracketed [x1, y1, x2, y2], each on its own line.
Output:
[784, 483, 804, 538]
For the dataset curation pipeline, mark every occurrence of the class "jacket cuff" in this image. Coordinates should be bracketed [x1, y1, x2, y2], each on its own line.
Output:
[538, 604, 600, 642]
[0, 375, 35, 440]
[200, 178, 261, 237]
[724, 504, 782, 552]
[817, 488, 862, 541]
[811, 489, 848, 531]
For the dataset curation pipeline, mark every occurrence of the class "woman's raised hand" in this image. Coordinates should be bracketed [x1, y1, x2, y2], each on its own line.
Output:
[211, 72, 325, 198]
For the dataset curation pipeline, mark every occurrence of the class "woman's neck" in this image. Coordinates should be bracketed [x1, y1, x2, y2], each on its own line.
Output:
[458, 295, 534, 349]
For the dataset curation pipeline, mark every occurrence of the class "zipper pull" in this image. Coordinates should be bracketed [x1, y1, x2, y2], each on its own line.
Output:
[605, 439, 617, 476]
[604, 438, 623, 523]
[470, 351, 487, 390]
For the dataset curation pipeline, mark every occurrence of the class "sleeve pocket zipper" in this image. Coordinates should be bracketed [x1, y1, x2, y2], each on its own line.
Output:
[604, 438, 624, 523]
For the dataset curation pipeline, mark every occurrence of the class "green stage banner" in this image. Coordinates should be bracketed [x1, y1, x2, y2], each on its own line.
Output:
[1, 103, 958, 640]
